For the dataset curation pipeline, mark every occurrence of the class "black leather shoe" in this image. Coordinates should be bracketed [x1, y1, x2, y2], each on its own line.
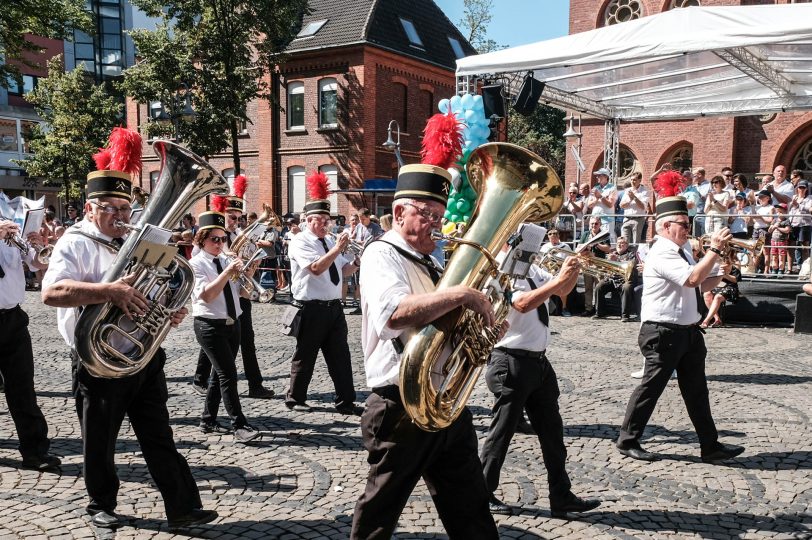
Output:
[247, 385, 275, 399]
[701, 443, 745, 463]
[335, 404, 364, 416]
[191, 383, 208, 396]
[199, 421, 231, 434]
[21, 453, 61, 472]
[91, 510, 122, 529]
[516, 418, 535, 435]
[617, 444, 658, 462]
[285, 401, 311, 412]
[168, 508, 218, 530]
[550, 494, 601, 519]
[488, 495, 511, 515]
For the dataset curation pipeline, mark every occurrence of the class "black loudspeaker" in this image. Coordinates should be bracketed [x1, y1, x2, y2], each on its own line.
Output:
[481, 84, 505, 120]
[512, 74, 545, 116]
[795, 293, 812, 334]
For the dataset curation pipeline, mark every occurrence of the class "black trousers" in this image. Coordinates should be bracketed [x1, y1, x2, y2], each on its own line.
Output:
[286, 302, 355, 408]
[617, 322, 719, 450]
[73, 348, 202, 519]
[0, 306, 50, 460]
[596, 278, 639, 318]
[351, 388, 498, 540]
[480, 349, 572, 504]
[193, 298, 263, 389]
[194, 318, 248, 429]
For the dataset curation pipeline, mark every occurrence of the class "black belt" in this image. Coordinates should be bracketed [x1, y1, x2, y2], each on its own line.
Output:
[0, 305, 20, 315]
[495, 346, 546, 359]
[645, 321, 703, 332]
[297, 299, 342, 307]
[371, 384, 402, 403]
[195, 315, 236, 326]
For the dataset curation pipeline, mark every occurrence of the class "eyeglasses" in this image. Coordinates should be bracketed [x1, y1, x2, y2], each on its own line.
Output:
[90, 202, 132, 216]
[208, 235, 227, 244]
[227, 214, 238, 220]
[723, 173, 733, 177]
[403, 202, 443, 224]
[668, 220, 691, 230]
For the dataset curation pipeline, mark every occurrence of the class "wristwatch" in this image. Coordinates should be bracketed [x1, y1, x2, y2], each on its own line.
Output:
[708, 247, 724, 256]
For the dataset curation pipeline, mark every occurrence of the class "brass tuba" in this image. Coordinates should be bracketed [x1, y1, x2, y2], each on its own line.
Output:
[74, 140, 229, 378]
[399, 142, 564, 431]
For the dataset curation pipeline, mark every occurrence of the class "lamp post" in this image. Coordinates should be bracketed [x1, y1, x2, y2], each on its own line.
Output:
[151, 83, 196, 142]
[382, 120, 404, 168]
[563, 114, 583, 187]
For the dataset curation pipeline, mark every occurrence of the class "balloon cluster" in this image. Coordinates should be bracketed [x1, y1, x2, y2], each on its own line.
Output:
[437, 94, 490, 228]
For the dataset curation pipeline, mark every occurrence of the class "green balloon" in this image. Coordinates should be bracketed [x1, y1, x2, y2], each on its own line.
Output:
[450, 214, 461, 222]
[463, 214, 471, 222]
[456, 198, 470, 213]
[444, 210, 452, 220]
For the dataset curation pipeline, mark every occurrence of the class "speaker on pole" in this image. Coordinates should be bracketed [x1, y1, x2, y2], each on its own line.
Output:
[481, 84, 506, 121]
[512, 73, 545, 116]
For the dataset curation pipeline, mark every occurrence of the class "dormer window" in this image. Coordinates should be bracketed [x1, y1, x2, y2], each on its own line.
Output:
[296, 19, 327, 38]
[399, 17, 423, 48]
[448, 37, 465, 59]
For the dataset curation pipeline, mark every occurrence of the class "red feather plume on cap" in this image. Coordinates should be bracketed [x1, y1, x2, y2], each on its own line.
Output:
[211, 195, 228, 213]
[93, 148, 112, 171]
[421, 111, 464, 169]
[106, 127, 142, 175]
[306, 171, 330, 200]
[654, 170, 686, 198]
[233, 174, 247, 198]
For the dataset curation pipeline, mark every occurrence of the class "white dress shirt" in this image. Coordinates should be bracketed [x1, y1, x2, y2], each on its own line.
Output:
[594, 183, 617, 223]
[640, 235, 700, 326]
[42, 220, 120, 347]
[190, 251, 243, 320]
[620, 186, 649, 217]
[772, 180, 795, 206]
[360, 230, 438, 388]
[288, 228, 351, 301]
[494, 263, 552, 353]
[0, 240, 37, 309]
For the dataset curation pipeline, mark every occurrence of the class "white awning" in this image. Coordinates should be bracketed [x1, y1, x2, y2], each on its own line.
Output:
[456, 4, 812, 121]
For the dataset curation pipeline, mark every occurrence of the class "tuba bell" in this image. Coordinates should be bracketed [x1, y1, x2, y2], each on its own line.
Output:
[74, 140, 229, 378]
[399, 142, 564, 431]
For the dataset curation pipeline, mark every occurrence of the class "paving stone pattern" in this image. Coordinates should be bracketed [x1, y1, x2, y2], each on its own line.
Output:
[1, 293, 810, 539]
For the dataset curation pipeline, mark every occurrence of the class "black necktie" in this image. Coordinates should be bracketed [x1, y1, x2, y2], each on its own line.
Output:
[0, 263, 5, 278]
[213, 257, 237, 320]
[318, 238, 340, 285]
[677, 249, 703, 316]
[525, 277, 550, 327]
[421, 255, 441, 285]
[112, 237, 124, 248]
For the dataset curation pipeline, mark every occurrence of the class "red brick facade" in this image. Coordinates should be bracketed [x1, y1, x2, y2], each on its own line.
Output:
[567, 0, 812, 188]
[129, 44, 457, 221]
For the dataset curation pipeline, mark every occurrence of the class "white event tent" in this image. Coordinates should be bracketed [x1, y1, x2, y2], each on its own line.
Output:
[456, 4, 812, 122]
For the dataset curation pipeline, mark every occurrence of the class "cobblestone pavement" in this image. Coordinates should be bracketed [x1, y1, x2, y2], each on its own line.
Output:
[1, 292, 811, 539]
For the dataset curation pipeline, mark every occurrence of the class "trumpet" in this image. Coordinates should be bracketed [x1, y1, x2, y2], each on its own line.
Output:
[327, 232, 364, 257]
[695, 234, 764, 258]
[4, 233, 53, 265]
[538, 230, 634, 283]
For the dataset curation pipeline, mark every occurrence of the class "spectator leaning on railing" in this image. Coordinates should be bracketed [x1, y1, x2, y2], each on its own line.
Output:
[789, 180, 812, 272]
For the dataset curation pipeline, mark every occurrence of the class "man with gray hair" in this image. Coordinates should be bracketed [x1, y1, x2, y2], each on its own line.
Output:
[615, 195, 744, 464]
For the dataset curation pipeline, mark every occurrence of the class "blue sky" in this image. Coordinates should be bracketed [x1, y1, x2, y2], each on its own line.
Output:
[434, 0, 570, 48]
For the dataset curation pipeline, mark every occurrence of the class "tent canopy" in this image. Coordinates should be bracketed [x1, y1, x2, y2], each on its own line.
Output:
[456, 4, 812, 121]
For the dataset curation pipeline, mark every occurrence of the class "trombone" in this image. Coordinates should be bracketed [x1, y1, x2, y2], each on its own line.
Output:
[4, 232, 53, 265]
[537, 230, 634, 283]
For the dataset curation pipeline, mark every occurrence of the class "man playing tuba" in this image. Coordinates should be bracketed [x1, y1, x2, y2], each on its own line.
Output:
[351, 164, 499, 539]
[41, 129, 217, 531]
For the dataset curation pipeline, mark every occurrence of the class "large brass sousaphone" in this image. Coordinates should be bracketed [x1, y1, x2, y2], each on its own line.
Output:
[399, 142, 564, 431]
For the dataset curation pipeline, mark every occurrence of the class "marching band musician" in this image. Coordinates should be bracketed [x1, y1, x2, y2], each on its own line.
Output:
[481, 224, 601, 519]
[190, 211, 261, 443]
[351, 164, 499, 540]
[285, 172, 361, 415]
[0, 219, 60, 473]
[41, 137, 217, 530]
[615, 194, 745, 463]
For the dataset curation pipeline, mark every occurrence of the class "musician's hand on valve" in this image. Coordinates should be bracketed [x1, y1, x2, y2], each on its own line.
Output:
[170, 307, 188, 328]
[558, 256, 580, 281]
[709, 227, 732, 251]
[0, 220, 20, 240]
[226, 259, 243, 277]
[110, 273, 149, 320]
[496, 320, 510, 341]
[336, 232, 350, 252]
[460, 286, 496, 327]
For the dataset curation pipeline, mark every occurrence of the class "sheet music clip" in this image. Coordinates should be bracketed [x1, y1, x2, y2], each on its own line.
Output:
[131, 224, 176, 270]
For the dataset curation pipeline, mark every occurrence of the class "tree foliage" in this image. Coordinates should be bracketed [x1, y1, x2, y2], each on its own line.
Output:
[458, 0, 501, 54]
[14, 56, 121, 201]
[0, 0, 92, 89]
[122, 0, 308, 171]
[508, 106, 566, 179]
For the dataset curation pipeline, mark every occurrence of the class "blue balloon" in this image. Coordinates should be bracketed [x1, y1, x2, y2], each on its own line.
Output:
[450, 94, 463, 112]
[438, 98, 449, 114]
[461, 93, 474, 110]
[472, 95, 484, 111]
[464, 109, 477, 123]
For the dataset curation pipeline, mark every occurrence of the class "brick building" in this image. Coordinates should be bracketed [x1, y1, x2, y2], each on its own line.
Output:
[567, 0, 812, 187]
[131, 0, 475, 221]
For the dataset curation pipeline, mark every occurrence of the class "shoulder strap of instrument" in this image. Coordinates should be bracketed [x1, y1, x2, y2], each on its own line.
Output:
[370, 239, 444, 281]
[65, 229, 121, 253]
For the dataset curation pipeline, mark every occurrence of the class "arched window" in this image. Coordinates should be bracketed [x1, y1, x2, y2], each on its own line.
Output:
[319, 78, 338, 127]
[288, 166, 306, 213]
[319, 164, 339, 211]
[421, 89, 434, 120]
[288, 81, 304, 129]
[665, 144, 693, 172]
[603, 0, 643, 26]
[792, 137, 812, 178]
[618, 146, 637, 179]
[669, 0, 700, 8]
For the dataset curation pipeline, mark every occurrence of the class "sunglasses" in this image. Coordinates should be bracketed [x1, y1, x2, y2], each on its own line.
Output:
[208, 236, 227, 244]
[669, 221, 691, 230]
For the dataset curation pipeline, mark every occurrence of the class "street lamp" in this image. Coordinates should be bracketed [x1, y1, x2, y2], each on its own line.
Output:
[151, 83, 196, 141]
[564, 114, 584, 187]
[382, 120, 404, 168]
